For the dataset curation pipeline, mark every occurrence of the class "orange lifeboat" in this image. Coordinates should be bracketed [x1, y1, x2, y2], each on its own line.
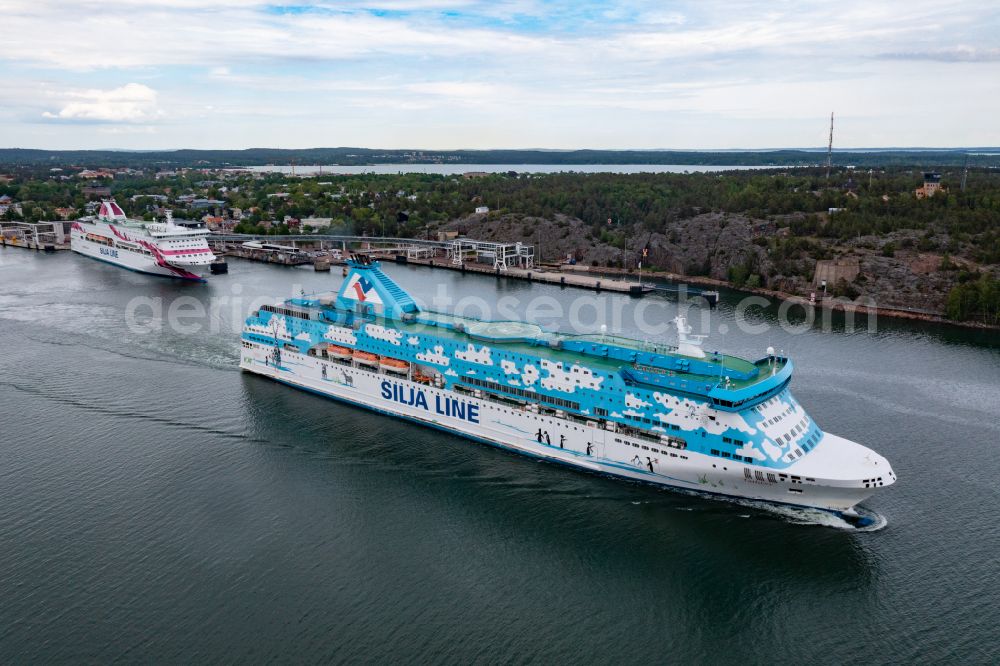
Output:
[353, 350, 378, 366]
[379, 357, 410, 374]
[327, 344, 352, 359]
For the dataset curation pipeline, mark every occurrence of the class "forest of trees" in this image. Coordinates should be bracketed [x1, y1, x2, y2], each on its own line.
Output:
[2, 165, 998, 324]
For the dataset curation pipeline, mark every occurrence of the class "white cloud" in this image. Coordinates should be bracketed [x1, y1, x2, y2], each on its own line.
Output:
[2, 1, 999, 147]
[41, 83, 161, 123]
[876, 46, 1000, 62]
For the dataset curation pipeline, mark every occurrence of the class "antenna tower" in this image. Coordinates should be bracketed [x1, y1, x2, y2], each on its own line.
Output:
[826, 112, 834, 180]
[961, 154, 969, 192]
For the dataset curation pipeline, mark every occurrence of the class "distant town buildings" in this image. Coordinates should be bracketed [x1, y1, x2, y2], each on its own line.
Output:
[300, 217, 333, 229]
[0, 195, 21, 216]
[190, 198, 225, 209]
[842, 177, 859, 199]
[81, 184, 112, 198]
[77, 169, 114, 179]
[915, 172, 945, 199]
[201, 215, 227, 230]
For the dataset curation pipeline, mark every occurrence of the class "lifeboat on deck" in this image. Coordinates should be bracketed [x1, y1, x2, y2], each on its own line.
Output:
[327, 344, 352, 360]
[353, 350, 378, 366]
[379, 357, 410, 374]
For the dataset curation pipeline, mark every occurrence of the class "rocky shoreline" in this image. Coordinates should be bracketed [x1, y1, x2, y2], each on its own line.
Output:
[570, 264, 1000, 331]
[442, 211, 999, 330]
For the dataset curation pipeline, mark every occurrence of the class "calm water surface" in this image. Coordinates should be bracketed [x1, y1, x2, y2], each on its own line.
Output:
[1, 248, 998, 663]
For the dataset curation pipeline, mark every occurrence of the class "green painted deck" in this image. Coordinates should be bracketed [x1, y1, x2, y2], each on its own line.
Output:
[403, 308, 772, 388]
[307, 297, 778, 391]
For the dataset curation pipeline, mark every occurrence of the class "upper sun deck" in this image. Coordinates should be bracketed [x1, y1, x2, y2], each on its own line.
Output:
[409, 308, 763, 382]
[89, 200, 209, 238]
[284, 295, 789, 409]
[84, 216, 210, 238]
[263, 256, 793, 411]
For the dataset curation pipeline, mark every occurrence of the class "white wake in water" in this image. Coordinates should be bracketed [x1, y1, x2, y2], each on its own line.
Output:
[726, 498, 889, 531]
[754, 502, 888, 531]
[664, 487, 889, 531]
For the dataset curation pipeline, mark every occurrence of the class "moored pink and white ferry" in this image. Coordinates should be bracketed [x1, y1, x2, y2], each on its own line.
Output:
[71, 200, 217, 281]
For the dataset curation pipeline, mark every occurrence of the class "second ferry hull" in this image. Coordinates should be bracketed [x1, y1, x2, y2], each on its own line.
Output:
[240, 343, 879, 514]
[71, 232, 207, 280]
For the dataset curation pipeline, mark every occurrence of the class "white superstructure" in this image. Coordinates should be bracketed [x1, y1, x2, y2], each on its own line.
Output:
[70, 201, 217, 280]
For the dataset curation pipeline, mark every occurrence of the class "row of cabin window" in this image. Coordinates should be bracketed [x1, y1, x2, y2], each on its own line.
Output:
[616, 437, 688, 460]
[624, 412, 678, 429]
[709, 448, 755, 463]
[460, 377, 580, 411]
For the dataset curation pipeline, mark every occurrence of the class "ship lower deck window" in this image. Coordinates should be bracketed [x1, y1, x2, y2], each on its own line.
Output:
[460, 378, 579, 411]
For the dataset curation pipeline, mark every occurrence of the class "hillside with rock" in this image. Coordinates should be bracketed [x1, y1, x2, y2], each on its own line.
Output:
[442, 211, 992, 315]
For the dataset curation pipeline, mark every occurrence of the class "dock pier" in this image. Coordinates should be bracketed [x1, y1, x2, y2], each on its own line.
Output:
[1, 221, 70, 252]
[402, 256, 652, 295]
[207, 233, 721, 298]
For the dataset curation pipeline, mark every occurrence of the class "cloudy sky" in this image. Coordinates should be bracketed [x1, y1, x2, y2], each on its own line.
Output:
[1, 0, 998, 150]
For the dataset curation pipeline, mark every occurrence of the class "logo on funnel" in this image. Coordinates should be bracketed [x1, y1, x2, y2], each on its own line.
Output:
[344, 274, 382, 304]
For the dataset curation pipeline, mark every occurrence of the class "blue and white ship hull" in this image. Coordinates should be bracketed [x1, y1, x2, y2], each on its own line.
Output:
[241, 255, 895, 518]
[240, 340, 893, 515]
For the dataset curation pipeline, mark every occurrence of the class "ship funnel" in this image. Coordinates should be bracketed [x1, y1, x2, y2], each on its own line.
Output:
[334, 255, 420, 318]
[97, 199, 127, 221]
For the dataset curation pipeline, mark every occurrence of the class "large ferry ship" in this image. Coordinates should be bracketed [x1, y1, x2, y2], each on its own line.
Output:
[71, 200, 216, 280]
[241, 255, 895, 522]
